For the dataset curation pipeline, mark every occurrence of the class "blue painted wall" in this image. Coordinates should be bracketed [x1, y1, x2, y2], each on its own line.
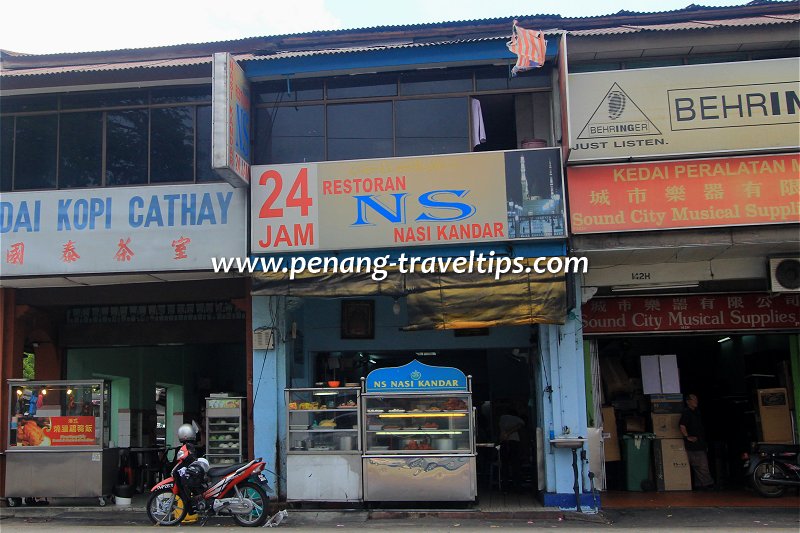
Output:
[538, 282, 591, 510]
[252, 286, 576, 498]
[303, 295, 533, 355]
[251, 295, 288, 498]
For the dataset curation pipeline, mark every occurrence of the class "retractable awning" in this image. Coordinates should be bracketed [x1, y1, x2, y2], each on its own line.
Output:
[252, 258, 566, 330]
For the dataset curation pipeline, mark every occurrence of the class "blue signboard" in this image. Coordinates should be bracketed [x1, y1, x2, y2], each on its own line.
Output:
[365, 360, 468, 393]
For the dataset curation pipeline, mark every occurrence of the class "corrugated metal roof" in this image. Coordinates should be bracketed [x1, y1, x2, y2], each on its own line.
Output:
[1, 3, 797, 78]
[3, 1, 792, 58]
[2, 37, 515, 77]
[239, 36, 509, 62]
[1, 56, 211, 77]
[568, 12, 799, 36]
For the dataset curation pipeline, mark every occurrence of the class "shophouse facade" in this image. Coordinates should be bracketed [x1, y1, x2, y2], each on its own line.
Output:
[0, 18, 582, 506]
[0, 50, 252, 499]
[1, 1, 798, 509]
[564, 4, 800, 495]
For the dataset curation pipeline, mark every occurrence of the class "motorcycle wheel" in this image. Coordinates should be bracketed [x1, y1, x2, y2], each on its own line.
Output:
[231, 481, 269, 527]
[146, 488, 187, 526]
[751, 460, 786, 498]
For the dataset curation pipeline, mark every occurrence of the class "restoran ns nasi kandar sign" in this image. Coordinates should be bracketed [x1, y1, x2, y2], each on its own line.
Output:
[249, 148, 566, 253]
[365, 360, 468, 393]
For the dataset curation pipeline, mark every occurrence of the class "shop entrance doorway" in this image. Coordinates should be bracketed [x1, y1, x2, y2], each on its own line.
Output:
[594, 333, 796, 499]
[67, 344, 246, 450]
[308, 348, 541, 497]
[155, 387, 166, 446]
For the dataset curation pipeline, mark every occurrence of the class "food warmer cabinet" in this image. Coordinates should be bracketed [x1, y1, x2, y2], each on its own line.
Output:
[285, 387, 361, 501]
[361, 360, 476, 501]
[5, 380, 117, 505]
[205, 396, 244, 466]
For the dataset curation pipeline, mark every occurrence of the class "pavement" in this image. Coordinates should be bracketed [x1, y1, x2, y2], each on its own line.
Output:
[0, 497, 798, 531]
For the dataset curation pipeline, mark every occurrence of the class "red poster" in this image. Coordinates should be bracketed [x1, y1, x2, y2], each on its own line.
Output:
[583, 293, 800, 334]
[568, 153, 800, 233]
[43, 416, 97, 446]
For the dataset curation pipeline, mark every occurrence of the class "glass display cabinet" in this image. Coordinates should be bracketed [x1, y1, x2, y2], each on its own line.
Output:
[285, 387, 361, 501]
[363, 394, 472, 454]
[5, 380, 117, 506]
[205, 396, 244, 466]
[361, 360, 476, 502]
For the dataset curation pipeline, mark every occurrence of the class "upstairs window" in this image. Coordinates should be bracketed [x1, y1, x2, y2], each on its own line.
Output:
[1, 86, 218, 191]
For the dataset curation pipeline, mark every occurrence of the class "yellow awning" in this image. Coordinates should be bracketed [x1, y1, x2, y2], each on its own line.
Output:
[252, 258, 566, 329]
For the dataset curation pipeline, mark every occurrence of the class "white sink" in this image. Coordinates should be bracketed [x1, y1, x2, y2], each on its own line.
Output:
[549, 438, 586, 449]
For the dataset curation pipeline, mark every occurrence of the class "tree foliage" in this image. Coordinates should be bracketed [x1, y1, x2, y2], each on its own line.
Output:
[22, 352, 35, 380]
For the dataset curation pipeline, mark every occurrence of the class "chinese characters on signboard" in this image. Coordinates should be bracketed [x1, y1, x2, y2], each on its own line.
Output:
[568, 153, 800, 233]
[0, 184, 246, 276]
[583, 293, 800, 334]
[15, 416, 96, 447]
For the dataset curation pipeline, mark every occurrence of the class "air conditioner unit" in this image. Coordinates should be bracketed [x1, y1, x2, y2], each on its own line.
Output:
[768, 257, 800, 293]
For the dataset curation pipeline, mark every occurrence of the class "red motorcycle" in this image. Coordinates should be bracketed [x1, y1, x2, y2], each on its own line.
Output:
[745, 443, 800, 498]
[146, 440, 272, 527]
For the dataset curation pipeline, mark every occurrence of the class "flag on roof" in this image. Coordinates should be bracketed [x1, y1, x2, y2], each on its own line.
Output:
[506, 21, 547, 76]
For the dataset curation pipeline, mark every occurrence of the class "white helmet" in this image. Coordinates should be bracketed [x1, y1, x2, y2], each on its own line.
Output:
[177, 423, 196, 442]
[194, 458, 210, 472]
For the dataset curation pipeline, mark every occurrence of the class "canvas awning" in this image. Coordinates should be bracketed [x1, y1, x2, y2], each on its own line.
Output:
[251, 258, 566, 330]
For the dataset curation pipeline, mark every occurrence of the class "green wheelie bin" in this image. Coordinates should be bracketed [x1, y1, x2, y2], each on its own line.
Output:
[622, 432, 655, 491]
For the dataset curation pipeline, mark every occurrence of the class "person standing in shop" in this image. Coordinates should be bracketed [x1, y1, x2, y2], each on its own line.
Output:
[679, 393, 714, 490]
[498, 407, 526, 492]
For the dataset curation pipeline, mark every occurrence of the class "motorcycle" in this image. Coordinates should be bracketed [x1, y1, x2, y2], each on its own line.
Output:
[745, 442, 800, 498]
[146, 440, 273, 527]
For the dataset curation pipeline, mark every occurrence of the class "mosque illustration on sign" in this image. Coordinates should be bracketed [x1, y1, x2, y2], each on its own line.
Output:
[505, 150, 565, 239]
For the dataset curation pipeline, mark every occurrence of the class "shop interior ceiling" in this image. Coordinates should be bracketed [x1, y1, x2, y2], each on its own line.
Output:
[572, 226, 799, 267]
[252, 260, 566, 330]
[573, 225, 799, 296]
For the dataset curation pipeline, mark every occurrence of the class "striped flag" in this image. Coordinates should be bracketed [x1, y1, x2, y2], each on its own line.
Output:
[506, 21, 547, 76]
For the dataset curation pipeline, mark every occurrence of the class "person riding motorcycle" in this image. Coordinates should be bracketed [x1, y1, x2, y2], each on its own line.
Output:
[176, 422, 201, 476]
[177, 422, 199, 447]
[175, 422, 203, 522]
[147, 420, 272, 527]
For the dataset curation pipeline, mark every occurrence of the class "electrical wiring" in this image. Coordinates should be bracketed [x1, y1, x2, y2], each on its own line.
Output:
[253, 296, 281, 405]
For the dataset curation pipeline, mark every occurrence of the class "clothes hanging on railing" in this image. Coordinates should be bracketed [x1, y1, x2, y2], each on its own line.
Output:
[471, 97, 487, 148]
[507, 21, 547, 76]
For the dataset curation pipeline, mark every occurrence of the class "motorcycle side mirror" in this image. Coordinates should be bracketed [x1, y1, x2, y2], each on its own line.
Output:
[191, 420, 201, 435]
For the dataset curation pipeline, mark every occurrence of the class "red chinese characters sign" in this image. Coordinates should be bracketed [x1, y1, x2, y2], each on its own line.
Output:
[583, 293, 800, 334]
[43, 416, 96, 446]
[567, 153, 800, 233]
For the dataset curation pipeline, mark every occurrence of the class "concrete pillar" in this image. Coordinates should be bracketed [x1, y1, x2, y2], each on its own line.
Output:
[540, 304, 593, 509]
[790, 335, 800, 443]
[251, 295, 288, 498]
[166, 385, 184, 448]
[0, 289, 27, 498]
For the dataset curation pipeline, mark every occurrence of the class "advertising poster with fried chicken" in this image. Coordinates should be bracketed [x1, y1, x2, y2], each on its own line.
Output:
[16, 416, 96, 446]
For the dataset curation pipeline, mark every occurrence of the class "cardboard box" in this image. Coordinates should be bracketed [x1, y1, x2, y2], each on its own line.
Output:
[624, 415, 646, 433]
[653, 438, 692, 491]
[651, 394, 685, 414]
[641, 355, 662, 395]
[602, 406, 621, 462]
[658, 355, 680, 394]
[601, 356, 632, 397]
[641, 355, 681, 394]
[757, 388, 793, 443]
[652, 413, 683, 438]
[587, 427, 607, 490]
